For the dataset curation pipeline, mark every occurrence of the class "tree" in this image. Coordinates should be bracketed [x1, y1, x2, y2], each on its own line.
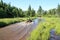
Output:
[23, 11, 28, 17]
[0, 0, 3, 5]
[12, 9, 18, 17]
[37, 6, 43, 16]
[27, 5, 32, 17]
[43, 11, 47, 16]
[48, 9, 56, 16]
[31, 9, 35, 17]
[0, 0, 36, 18]
[51, 9, 56, 15]
[48, 10, 52, 15]
[18, 8, 25, 17]
[57, 4, 60, 16]
[0, 8, 5, 18]
[28, 5, 31, 11]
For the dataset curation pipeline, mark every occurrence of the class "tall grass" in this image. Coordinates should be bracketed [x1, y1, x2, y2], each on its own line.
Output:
[0, 17, 36, 28]
[28, 17, 60, 40]
[0, 18, 27, 27]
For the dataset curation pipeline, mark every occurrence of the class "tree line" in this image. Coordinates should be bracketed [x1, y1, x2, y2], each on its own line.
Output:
[0, 0, 36, 18]
[37, 5, 60, 17]
[0, 0, 60, 18]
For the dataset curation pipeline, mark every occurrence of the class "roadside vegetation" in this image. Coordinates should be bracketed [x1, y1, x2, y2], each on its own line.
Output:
[0, 18, 27, 27]
[0, 17, 36, 28]
[28, 17, 60, 40]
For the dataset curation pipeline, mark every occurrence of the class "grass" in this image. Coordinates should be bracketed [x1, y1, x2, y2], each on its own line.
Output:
[28, 17, 60, 40]
[0, 17, 36, 28]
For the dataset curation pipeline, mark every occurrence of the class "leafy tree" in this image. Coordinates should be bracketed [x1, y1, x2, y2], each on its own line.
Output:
[0, 0, 36, 18]
[23, 11, 28, 17]
[48, 9, 56, 16]
[57, 4, 60, 16]
[18, 9, 25, 17]
[31, 9, 35, 17]
[27, 5, 32, 17]
[43, 11, 47, 16]
[0, 8, 5, 18]
[48, 10, 52, 15]
[51, 9, 56, 15]
[37, 6, 43, 16]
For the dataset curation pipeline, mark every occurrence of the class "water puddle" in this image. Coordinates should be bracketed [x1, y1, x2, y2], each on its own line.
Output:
[32, 18, 44, 29]
[49, 29, 60, 40]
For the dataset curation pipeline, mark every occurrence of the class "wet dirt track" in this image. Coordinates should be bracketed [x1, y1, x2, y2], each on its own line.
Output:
[0, 19, 40, 40]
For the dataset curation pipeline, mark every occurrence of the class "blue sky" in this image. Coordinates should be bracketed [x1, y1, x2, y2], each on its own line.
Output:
[2, 0, 60, 11]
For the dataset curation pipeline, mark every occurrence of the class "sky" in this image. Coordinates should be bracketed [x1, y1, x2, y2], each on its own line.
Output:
[2, 0, 60, 11]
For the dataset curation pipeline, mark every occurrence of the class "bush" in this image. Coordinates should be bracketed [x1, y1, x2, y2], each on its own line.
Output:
[0, 22, 7, 28]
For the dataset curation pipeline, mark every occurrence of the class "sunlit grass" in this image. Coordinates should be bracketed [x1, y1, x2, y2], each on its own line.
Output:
[0, 17, 36, 27]
[28, 17, 60, 40]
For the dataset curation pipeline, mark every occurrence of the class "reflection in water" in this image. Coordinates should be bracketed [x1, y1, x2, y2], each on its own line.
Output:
[31, 18, 43, 30]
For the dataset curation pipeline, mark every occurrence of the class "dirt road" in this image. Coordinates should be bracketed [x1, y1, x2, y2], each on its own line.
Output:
[0, 18, 39, 40]
[0, 22, 35, 40]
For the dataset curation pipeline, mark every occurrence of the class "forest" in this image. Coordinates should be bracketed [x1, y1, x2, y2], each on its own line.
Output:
[0, 0, 60, 18]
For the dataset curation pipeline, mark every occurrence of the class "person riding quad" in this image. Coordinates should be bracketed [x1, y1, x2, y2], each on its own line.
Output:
[27, 19, 32, 22]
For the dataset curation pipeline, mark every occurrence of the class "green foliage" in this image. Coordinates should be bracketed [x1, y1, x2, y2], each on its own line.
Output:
[0, 18, 27, 28]
[57, 4, 60, 16]
[28, 17, 60, 40]
[0, 1, 36, 18]
[26, 5, 36, 17]
[43, 11, 47, 16]
[27, 5, 32, 17]
[0, 17, 36, 28]
[1, 0, 60, 18]
[0, 22, 7, 28]
[37, 4, 60, 17]
[31, 9, 35, 17]
[37, 6, 43, 15]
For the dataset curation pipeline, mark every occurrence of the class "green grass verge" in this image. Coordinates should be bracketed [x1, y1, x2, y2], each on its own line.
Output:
[28, 17, 60, 40]
[0, 17, 36, 28]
